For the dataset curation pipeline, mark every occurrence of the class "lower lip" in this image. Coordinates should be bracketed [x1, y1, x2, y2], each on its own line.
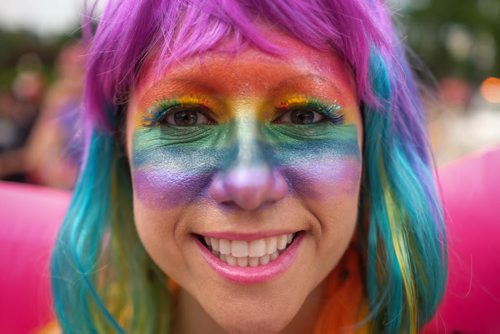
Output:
[195, 233, 304, 284]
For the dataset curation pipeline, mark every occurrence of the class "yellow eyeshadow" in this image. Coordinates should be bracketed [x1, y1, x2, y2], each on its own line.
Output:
[175, 96, 205, 105]
[279, 96, 310, 108]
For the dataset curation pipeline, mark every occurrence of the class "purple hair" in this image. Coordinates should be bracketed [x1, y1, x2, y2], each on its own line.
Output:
[51, 1, 446, 333]
[85, 0, 394, 128]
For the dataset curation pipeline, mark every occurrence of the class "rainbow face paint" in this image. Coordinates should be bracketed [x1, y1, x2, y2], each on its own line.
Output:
[131, 96, 360, 209]
[126, 37, 363, 331]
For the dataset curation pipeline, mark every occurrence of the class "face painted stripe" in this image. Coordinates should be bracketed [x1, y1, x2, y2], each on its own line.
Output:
[132, 122, 361, 209]
[282, 158, 361, 199]
[133, 169, 214, 208]
[133, 157, 361, 209]
[132, 124, 360, 166]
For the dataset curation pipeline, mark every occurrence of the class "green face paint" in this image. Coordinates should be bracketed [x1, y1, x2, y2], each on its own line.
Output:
[131, 97, 360, 208]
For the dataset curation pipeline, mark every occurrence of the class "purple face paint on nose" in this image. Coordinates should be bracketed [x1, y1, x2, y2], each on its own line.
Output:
[209, 167, 289, 211]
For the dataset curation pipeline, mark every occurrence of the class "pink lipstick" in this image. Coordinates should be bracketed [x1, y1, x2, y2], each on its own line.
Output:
[195, 232, 304, 284]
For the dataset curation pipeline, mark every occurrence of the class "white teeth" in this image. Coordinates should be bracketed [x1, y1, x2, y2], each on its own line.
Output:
[237, 257, 248, 267]
[202, 233, 298, 267]
[260, 254, 270, 265]
[266, 237, 278, 255]
[211, 238, 219, 252]
[204, 237, 211, 247]
[249, 239, 266, 257]
[231, 240, 248, 257]
[277, 235, 288, 250]
[219, 239, 231, 255]
[249, 257, 259, 267]
[226, 255, 237, 266]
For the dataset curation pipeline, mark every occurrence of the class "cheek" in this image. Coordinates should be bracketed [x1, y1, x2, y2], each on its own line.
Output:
[276, 136, 362, 201]
[276, 132, 362, 256]
[283, 157, 361, 199]
[130, 135, 222, 209]
[132, 200, 192, 279]
[132, 167, 212, 208]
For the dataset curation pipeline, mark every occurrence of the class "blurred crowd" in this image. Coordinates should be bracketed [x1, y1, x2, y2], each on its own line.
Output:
[429, 77, 500, 165]
[0, 42, 84, 189]
[0, 40, 499, 190]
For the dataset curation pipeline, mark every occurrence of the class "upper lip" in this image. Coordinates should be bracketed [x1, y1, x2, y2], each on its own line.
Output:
[194, 230, 301, 241]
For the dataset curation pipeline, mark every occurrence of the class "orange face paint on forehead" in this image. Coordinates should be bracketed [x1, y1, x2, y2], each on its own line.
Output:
[133, 57, 359, 127]
[132, 32, 360, 126]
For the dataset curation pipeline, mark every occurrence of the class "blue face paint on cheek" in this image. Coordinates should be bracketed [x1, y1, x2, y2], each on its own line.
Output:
[263, 123, 362, 199]
[131, 126, 226, 209]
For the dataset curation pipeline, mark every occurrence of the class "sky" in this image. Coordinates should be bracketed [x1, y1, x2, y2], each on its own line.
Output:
[0, 0, 106, 37]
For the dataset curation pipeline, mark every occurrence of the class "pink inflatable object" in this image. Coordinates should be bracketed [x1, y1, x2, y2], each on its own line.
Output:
[0, 149, 499, 333]
[424, 148, 500, 333]
[0, 182, 69, 333]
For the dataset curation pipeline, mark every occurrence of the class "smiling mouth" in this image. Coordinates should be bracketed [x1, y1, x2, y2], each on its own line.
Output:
[197, 233, 300, 267]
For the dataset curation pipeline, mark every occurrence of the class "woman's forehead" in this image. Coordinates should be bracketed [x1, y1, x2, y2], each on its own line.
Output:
[133, 32, 357, 108]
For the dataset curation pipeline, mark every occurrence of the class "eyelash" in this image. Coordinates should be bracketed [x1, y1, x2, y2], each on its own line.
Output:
[274, 101, 345, 125]
[143, 102, 215, 127]
[142, 100, 345, 127]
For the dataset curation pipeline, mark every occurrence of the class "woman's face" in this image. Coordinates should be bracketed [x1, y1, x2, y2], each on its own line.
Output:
[126, 30, 363, 333]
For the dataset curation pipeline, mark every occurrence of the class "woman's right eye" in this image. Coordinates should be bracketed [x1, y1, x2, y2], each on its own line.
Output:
[147, 104, 216, 127]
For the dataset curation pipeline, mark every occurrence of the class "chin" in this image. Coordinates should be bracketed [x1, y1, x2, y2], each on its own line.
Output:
[214, 310, 295, 334]
[196, 286, 305, 334]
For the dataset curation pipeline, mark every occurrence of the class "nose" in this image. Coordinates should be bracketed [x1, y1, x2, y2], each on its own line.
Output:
[209, 121, 288, 211]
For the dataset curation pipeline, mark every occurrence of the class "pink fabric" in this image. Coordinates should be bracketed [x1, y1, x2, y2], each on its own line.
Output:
[0, 182, 69, 333]
[425, 148, 500, 333]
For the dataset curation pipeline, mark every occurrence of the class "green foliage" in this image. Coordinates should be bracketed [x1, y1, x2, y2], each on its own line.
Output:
[398, 0, 500, 83]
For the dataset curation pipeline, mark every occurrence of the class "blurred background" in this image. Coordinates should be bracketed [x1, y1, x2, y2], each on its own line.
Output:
[0, 0, 499, 189]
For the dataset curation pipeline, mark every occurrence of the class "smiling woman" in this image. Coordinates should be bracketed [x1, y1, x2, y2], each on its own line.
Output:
[50, 1, 446, 333]
[127, 38, 363, 332]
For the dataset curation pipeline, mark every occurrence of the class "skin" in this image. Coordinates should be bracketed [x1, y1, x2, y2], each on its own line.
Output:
[126, 30, 363, 333]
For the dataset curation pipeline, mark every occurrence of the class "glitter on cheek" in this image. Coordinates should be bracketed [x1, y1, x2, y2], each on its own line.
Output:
[130, 132, 224, 209]
[270, 127, 362, 200]
[282, 158, 362, 199]
[132, 169, 214, 209]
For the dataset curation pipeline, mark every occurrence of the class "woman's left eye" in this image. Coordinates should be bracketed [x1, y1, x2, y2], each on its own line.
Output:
[274, 108, 325, 125]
